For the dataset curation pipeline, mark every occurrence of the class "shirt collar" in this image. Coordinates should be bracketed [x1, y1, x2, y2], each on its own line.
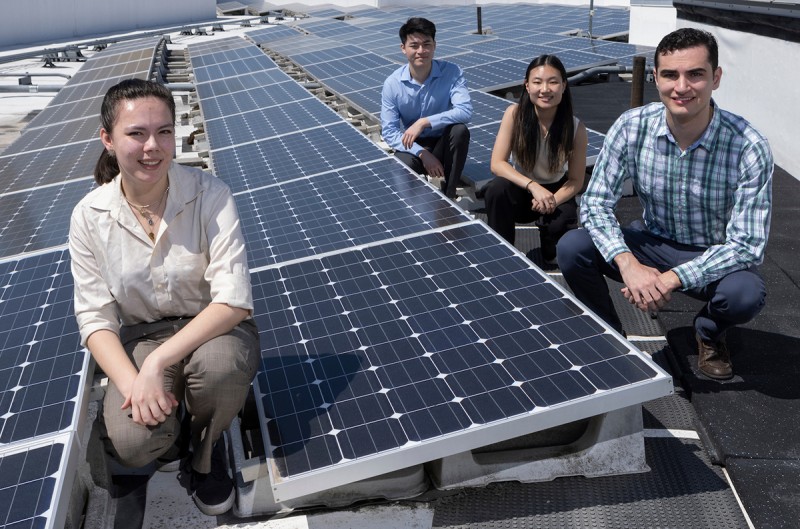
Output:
[655, 99, 720, 153]
[400, 60, 442, 85]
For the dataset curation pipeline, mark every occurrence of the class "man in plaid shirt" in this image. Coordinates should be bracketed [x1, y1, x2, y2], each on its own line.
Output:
[557, 28, 773, 380]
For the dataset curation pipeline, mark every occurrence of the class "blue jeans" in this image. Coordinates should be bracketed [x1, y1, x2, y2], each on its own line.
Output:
[557, 223, 766, 342]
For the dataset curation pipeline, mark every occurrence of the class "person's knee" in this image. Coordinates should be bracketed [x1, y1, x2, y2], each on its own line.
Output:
[107, 420, 179, 468]
[715, 273, 766, 323]
[556, 229, 594, 270]
[449, 123, 470, 143]
[483, 177, 512, 207]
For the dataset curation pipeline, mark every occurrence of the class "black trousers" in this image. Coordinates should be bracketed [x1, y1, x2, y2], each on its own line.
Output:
[394, 123, 470, 198]
[484, 175, 578, 253]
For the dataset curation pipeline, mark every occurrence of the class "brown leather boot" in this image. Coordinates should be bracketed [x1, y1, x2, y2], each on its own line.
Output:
[696, 333, 733, 380]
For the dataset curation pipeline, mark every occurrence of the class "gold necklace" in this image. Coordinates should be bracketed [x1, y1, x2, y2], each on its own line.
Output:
[125, 185, 169, 242]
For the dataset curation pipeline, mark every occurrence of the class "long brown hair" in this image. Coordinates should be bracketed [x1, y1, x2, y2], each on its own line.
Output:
[94, 79, 175, 185]
[511, 55, 575, 175]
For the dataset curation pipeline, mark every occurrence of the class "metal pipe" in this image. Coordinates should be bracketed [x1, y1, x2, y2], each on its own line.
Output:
[164, 83, 195, 91]
[477, 6, 483, 35]
[0, 85, 61, 93]
[0, 72, 71, 79]
[567, 65, 631, 85]
[630, 56, 646, 108]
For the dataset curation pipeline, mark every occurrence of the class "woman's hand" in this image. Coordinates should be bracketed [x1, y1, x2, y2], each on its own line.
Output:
[122, 356, 178, 426]
[529, 183, 557, 214]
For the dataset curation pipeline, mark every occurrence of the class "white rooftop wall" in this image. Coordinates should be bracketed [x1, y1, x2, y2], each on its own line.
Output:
[0, 0, 216, 49]
[683, 20, 799, 180]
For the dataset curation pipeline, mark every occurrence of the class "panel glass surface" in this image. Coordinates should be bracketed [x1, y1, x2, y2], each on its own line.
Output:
[205, 98, 343, 149]
[0, 251, 86, 445]
[199, 80, 312, 121]
[2, 119, 98, 156]
[0, 142, 100, 195]
[0, 439, 66, 529]
[195, 68, 295, 101]
[211, 122, 387, 194]
[0, 180, 95, 259]
[236, 158, 471, 268]
[253, 223, 669, 500]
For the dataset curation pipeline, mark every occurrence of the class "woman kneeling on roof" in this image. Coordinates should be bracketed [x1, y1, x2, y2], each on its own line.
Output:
[484, 54, 588, 264]
[69, 78, 260, 516]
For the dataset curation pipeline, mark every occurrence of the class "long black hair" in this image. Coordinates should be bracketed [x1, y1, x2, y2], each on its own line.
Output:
[94, 79, 175, 185]
[511, 54, 575, 175]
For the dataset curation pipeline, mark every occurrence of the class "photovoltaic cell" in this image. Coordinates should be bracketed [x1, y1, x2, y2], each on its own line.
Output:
[192, 54, 278, 83]
[303, 54, 394, 80]
[236, 158, 471, 269]
[211, 122, 388, 194]
[252, 222, 671, 501]
[322, 65, 398, 94]
[464, 58, 530, 92]
[341, 87, 382, 116]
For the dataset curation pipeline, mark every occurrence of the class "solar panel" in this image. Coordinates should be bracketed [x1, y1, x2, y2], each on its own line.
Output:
[204, 98, 343, 150]
[198, 80, 312, 122]
[303, 54, 394, 80]
[194, 68, 296, 101]
[252, 222, 671, 501]
[464, 58, 530, 92]
[0, 250, 89, 445]
[289, 45, 372, 66]
[210, 122, 389, 195]
[341, 87, 382, 116]
[469, 90, 512, 127]
[321, 65, 398, 94]
[0, 180, 95, 260]
[0, 142, 99, 197]
[237, 158, 472, 269]
[2, 119, 98, 156]
[462, 123, 500, 190]
[246, 25, 304, 45]
[0, 434, 78, 529]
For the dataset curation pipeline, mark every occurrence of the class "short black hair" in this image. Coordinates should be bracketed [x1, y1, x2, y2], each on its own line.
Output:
[655, 28, 718, 71]
[399, 17, 436, 44]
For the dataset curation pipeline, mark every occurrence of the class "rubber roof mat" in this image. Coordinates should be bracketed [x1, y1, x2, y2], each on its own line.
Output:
[430, 437, 748, 529]
[726, 457, 800, 529]
[664, 322, 800, 463]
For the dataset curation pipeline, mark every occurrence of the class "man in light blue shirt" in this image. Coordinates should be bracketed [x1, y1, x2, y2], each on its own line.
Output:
[381, 17, 472, 198]
[557, 29, 773, 381]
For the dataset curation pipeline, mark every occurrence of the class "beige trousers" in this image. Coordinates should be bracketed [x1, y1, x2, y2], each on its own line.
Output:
[102, 317, 260, 473]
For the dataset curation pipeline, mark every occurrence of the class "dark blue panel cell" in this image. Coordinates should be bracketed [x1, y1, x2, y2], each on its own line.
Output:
[461, 387, 533, 424]
[446, 363, 514, 397]
[485, 328, 551, 360]
[400, 402, 472, 442]
[558, 333, 630, 366]
[522, 370, 597, 407]
[581, 355, 658, 390]
[338, 418, 407, 459]
[328, 393, 394, 429]
[503, 348, 573, 381]
[273, 434, 341, 477]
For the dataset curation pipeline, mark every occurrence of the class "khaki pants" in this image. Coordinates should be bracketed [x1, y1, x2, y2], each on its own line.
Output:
[102, 317, 260, 473]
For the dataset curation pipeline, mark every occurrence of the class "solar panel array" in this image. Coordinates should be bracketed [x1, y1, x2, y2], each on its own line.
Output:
[0, 37, 163, 529]
[189, 28, 670, 503]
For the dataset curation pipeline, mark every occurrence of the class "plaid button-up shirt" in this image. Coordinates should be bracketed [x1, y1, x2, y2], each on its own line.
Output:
[581, 101, 773, 290]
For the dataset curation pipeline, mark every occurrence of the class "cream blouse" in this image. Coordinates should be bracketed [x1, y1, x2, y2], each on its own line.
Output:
[69, 162, 253, 346]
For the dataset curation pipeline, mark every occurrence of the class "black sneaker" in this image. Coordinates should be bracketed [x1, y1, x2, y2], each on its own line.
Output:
[191, 439, 235, 516]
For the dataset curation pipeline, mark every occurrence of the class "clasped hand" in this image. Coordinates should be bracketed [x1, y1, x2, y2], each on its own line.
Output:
[122, 358, 178, 426]
[619, 261, 675, 313]
[529, 185, 556, 215]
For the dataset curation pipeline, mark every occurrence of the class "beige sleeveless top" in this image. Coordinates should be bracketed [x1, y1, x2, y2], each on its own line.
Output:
[514, 116, 580, 184]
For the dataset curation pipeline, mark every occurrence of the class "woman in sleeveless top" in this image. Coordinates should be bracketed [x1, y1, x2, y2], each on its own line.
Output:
[484, 54, 588, 264]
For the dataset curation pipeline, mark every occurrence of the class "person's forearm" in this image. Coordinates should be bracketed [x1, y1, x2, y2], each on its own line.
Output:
[87, 329, 139, 398]
[143, 303, 249, 372]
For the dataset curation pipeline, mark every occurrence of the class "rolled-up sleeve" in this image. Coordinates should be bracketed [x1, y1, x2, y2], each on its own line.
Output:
[203, 180, 253, 312]
[69, 202, 120, 346]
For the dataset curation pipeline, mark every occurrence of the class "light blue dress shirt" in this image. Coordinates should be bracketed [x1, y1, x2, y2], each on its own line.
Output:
[380, 59, 472, 156]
